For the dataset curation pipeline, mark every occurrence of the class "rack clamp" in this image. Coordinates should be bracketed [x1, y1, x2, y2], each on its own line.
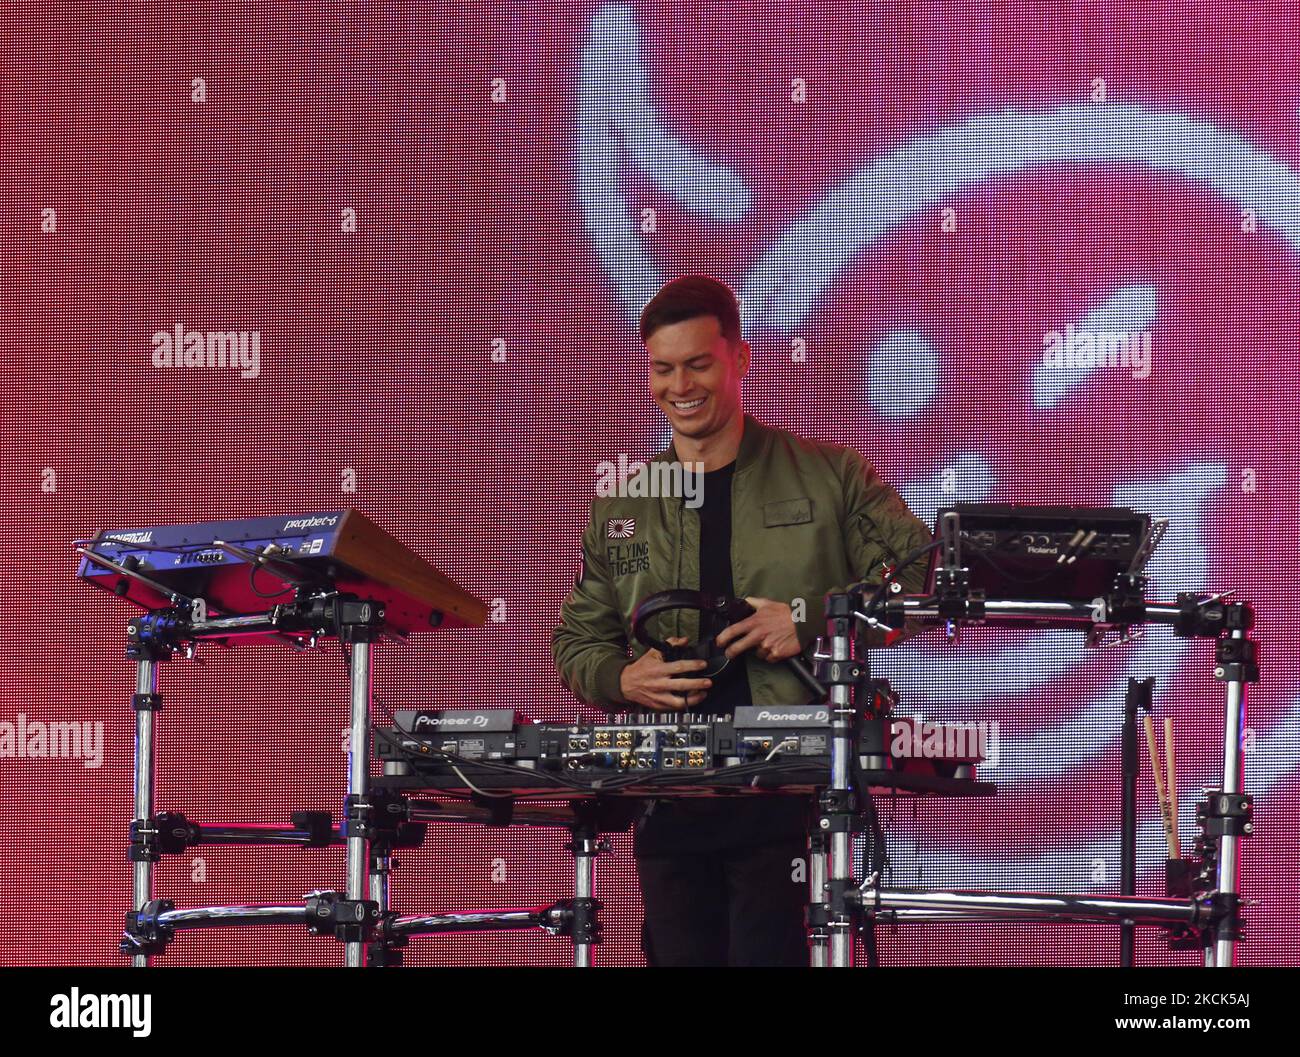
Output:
[825, 878, 861, 920]
[816, 786, 861, 835]
[340, 604, 385, 643]
[560, 833, 613, 858]
[1214, 638, 1260, 684]
[934, 571, 985, 624]
[825, 590, 858, 641]
[1107, 573, 1149, 627]
[1172, 593, 1254, 641]
[1167, 889, 1246, 951]
[121, 898, 176, 957]
[1173, 882, 1221, 953]
[128, 812, 202, 862]
[290, 810, 337, 848]
[343, 790, 427, 853]
[550, 898, 603, 945]
[1201, 890, 1245, 944]
[302, 593, 388, 643]
[305, 890, 382, 945]
[1199, 791, 1254, 840]
[1161, 792, 1254, 951]
[367, 914, 409, 967]
[1088, 573, 1149, 646]
[126, 609, 188, 660]
[813, 658, 869, 690]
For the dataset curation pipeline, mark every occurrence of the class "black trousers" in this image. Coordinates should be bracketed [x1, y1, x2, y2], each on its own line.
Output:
[636, 836, 809, 967]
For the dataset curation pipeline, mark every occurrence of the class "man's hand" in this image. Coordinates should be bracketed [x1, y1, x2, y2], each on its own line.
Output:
[619, 637, 712, 711]
[715, 597, 803, 663]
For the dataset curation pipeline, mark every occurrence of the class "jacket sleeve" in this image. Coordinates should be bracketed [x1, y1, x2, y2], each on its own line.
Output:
[840, 448, 934, 647]
[552, 507, 634, 711]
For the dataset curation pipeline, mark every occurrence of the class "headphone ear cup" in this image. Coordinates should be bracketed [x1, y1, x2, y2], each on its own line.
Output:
[699, 651, 731, 678]
[663, 640, 707, 658]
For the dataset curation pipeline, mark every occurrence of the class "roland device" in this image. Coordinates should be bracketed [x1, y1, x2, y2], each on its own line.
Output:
[929, 504, 1162, 601]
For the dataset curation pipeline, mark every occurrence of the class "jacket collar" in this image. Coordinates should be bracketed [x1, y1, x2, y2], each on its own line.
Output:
[657, 413, 771, 475]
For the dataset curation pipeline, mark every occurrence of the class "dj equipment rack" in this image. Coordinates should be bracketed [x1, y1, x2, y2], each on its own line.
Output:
[72, 504, 1258, 967]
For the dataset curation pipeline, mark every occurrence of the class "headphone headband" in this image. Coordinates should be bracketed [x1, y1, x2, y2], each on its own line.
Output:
[631, 590, 755, 676]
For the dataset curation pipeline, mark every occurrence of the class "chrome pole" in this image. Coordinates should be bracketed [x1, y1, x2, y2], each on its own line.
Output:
[1213, 628, 1247, 968]
[345, 639, 373, 967]
[828, 603, 854, 968]
[131, 656, 158, 968]
[808, 832, 828, 967]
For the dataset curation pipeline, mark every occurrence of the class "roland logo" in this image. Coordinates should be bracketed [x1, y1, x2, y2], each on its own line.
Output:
[1026, 544, 1059, 555]
[755, 709, 828, 723]
[283, 515, 339, 531]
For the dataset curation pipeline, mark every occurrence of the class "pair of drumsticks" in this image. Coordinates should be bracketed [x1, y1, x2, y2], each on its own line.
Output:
[1144, 715, 1180, 858]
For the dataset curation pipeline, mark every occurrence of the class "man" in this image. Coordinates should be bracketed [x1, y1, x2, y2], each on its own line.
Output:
[552, 275, 932, 966]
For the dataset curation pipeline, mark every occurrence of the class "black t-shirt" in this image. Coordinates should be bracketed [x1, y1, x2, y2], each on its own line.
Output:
[634, 461, 810, 857]
[696, 461, 749, 715]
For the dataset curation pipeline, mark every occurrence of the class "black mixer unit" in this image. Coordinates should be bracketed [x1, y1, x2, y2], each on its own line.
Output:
[378, 704, 984, 781]
[537, 718, 719, 773]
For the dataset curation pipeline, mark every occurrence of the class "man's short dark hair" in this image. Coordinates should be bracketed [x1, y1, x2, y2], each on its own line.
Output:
[638, 275, 742, 346]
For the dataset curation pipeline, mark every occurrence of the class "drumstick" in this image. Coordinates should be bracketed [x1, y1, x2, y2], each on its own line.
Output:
[1164, 717, 1180, 859]
[1143, 715, 1176, 858]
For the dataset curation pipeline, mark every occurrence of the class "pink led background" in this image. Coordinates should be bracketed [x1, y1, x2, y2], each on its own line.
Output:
[3, 1, 1298, 965]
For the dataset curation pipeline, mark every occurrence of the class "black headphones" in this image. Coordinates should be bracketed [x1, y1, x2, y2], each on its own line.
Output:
[631, 590, 755, 677]
[631, 589, 827, 699]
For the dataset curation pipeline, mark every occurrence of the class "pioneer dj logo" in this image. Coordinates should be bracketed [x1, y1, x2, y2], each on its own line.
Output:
[413, 713, 488, 730]
[755, 709, 829, 723]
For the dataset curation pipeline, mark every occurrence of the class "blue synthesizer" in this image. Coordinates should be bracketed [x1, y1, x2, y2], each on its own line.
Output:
[75, 509, 487, 634]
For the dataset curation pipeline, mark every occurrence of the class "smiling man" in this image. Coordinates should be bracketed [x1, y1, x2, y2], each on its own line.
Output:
[553, 274, 932, 967]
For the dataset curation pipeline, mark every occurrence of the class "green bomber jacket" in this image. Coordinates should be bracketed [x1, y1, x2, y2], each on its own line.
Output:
[552, 414, 933, 709]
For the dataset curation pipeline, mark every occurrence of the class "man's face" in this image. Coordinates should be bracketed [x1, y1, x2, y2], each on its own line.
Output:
[646, 314, 750, 440]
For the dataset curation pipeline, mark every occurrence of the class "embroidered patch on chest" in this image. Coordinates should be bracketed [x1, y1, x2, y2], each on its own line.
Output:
[606, 517, 636, 539]
[763, 498, 813, 526]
